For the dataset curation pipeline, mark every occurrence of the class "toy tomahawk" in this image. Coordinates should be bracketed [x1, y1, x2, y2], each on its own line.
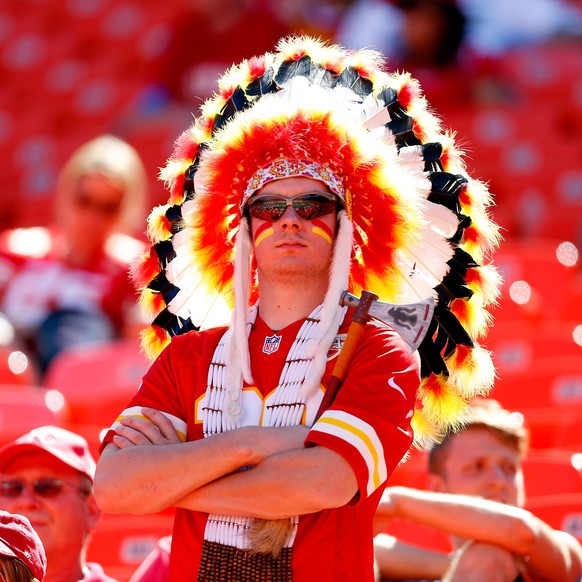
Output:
[315, 290, 434, 421]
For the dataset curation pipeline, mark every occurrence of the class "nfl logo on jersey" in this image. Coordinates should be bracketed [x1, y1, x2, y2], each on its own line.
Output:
[262, 334, 282, 354]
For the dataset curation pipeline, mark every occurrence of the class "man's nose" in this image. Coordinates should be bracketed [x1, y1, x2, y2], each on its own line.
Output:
[278, 205, 302, 229]
[6, 487, 42, 510]
[488, 464, 511, 485]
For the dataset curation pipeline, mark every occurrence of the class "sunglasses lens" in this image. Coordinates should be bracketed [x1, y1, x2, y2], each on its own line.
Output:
[293, 199, 336, 220]
[34, 479, 64, 497]
[0, 479, 64, 497]
[249, 201, 287, 222]
[0, 481, 24, 497]
[248, 195, 338, 222]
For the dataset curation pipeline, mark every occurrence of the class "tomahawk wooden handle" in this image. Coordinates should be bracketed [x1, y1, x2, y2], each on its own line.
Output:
[314, 290, 378, 420]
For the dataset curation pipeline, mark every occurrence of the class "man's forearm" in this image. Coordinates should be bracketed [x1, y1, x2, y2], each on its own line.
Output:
[388, 487, 529, 550]
[176, 445, 358, 519]
[95, 431, 256, 514]
[374, 534, 451, 579]
[385, 487, 582, 582]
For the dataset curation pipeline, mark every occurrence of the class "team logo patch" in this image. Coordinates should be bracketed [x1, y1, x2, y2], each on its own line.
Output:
[263, 334, 282, 354]
[327, 334, 346, 360]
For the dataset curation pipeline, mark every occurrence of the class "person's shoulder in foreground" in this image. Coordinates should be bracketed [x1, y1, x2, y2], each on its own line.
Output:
[0, 425, 119, 582]
[95, 33, 502, 582]
[374, 399, 582, 582]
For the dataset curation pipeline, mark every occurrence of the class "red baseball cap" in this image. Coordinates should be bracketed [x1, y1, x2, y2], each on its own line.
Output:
[0, 426, 95, 481]
[0, 510, 47, 581]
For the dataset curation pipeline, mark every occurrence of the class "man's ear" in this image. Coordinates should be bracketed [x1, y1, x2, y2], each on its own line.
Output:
[427, 472, 446, 493]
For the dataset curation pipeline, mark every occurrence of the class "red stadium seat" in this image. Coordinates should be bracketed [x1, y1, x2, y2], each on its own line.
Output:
[388, 449, 430, 489]
[519, 406, 582, 450]
[382, 518, 453, 554]
[42, 339, 148, 428]
[0, 345, 40, 385]
[526, 493, 582, 543]
[490, 355, 582, 412]
[522, 449, 582, 499]
[556, 420, 582, 451]
[484, 319, 582, 375]
[87, 512, 175, 582]
[0, 385, 68, 446]
[491, 238, 580, 324]
[498, 44, 582, 107]
[442, 88, 582, 243]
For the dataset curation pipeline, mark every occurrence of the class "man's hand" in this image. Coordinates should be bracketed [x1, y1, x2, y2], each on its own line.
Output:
[247, 425, 310, 465]
[444, 541, 520, 582]
[113, 407, 183, 448]
[113, 407, 309, 464]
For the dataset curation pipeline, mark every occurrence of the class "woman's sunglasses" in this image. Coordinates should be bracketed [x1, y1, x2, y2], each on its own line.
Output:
[245, 192, 340, 222]
[0, 478, 89, 498]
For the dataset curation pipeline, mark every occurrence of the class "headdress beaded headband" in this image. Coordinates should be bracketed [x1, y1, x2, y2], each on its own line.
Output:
[242, 160, 346, 209]
[131, 35, 502, 447]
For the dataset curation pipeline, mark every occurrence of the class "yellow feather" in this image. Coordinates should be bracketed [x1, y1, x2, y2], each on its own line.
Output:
[146, 205, 172, 243]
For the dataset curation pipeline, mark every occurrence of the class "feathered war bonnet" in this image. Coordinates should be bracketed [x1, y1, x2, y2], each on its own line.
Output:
[133, 35, 502, 447]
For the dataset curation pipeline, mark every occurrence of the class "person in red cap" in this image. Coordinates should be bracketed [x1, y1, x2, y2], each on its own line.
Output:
[0, 509, 46, 582]
[0, 426, 116, 582]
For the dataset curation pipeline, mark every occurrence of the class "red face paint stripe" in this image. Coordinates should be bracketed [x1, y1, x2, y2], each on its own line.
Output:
[311, 218, 334, 243]
[254, 222, 275, 246]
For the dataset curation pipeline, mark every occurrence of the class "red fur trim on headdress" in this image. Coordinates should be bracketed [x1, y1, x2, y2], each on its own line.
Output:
[169, 174, 185, 206]
[139, 325, 170, 362]
[416, 373, 468, 436]
[466, 264, 502, 306]
[446, 343, 496, 398]
[131, 249, 160, 290]
[247, 55, 269, 78]
[395, 74, 422, 109]
[138, 288, 166, 320]
[173, 132, 200, 164]
[146, 205, 173, 243]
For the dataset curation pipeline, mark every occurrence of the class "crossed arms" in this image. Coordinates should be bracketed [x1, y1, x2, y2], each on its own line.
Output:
[94, 408, 358, 519]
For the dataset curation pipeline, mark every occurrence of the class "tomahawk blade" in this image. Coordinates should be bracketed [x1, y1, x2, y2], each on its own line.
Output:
[340, 292, 434, 351]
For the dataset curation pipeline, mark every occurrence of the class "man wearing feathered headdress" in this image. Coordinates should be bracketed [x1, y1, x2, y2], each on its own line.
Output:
[95, 36, 501, 582]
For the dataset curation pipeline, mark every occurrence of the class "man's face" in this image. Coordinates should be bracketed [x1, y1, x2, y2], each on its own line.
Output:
[63, 173, 124, 252]
[0, 451, 99, 559]
[248, 177, 338, 287]
[431, 428, 525, 507]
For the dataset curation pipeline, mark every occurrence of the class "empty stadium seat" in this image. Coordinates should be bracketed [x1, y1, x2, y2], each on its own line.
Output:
[484, 319, 582, 375]
[490, 355, 582, 412]
[42, 339, 148, 428]
[0, 1, 185, 229]
[526, 493, 582, 543]
[0, 345, 40, 385]
[492, 238, 580, 323]
[382, 519, 453, 554]
[522, 449, 582, 498]
[0, 385, 68, 446]
[519, 405, 582, 450]
[388, 449, 430, 489]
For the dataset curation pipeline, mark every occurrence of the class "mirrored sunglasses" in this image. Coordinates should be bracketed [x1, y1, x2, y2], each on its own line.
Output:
[0, 478, 89, 498]
[246, 192, 340, 222]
